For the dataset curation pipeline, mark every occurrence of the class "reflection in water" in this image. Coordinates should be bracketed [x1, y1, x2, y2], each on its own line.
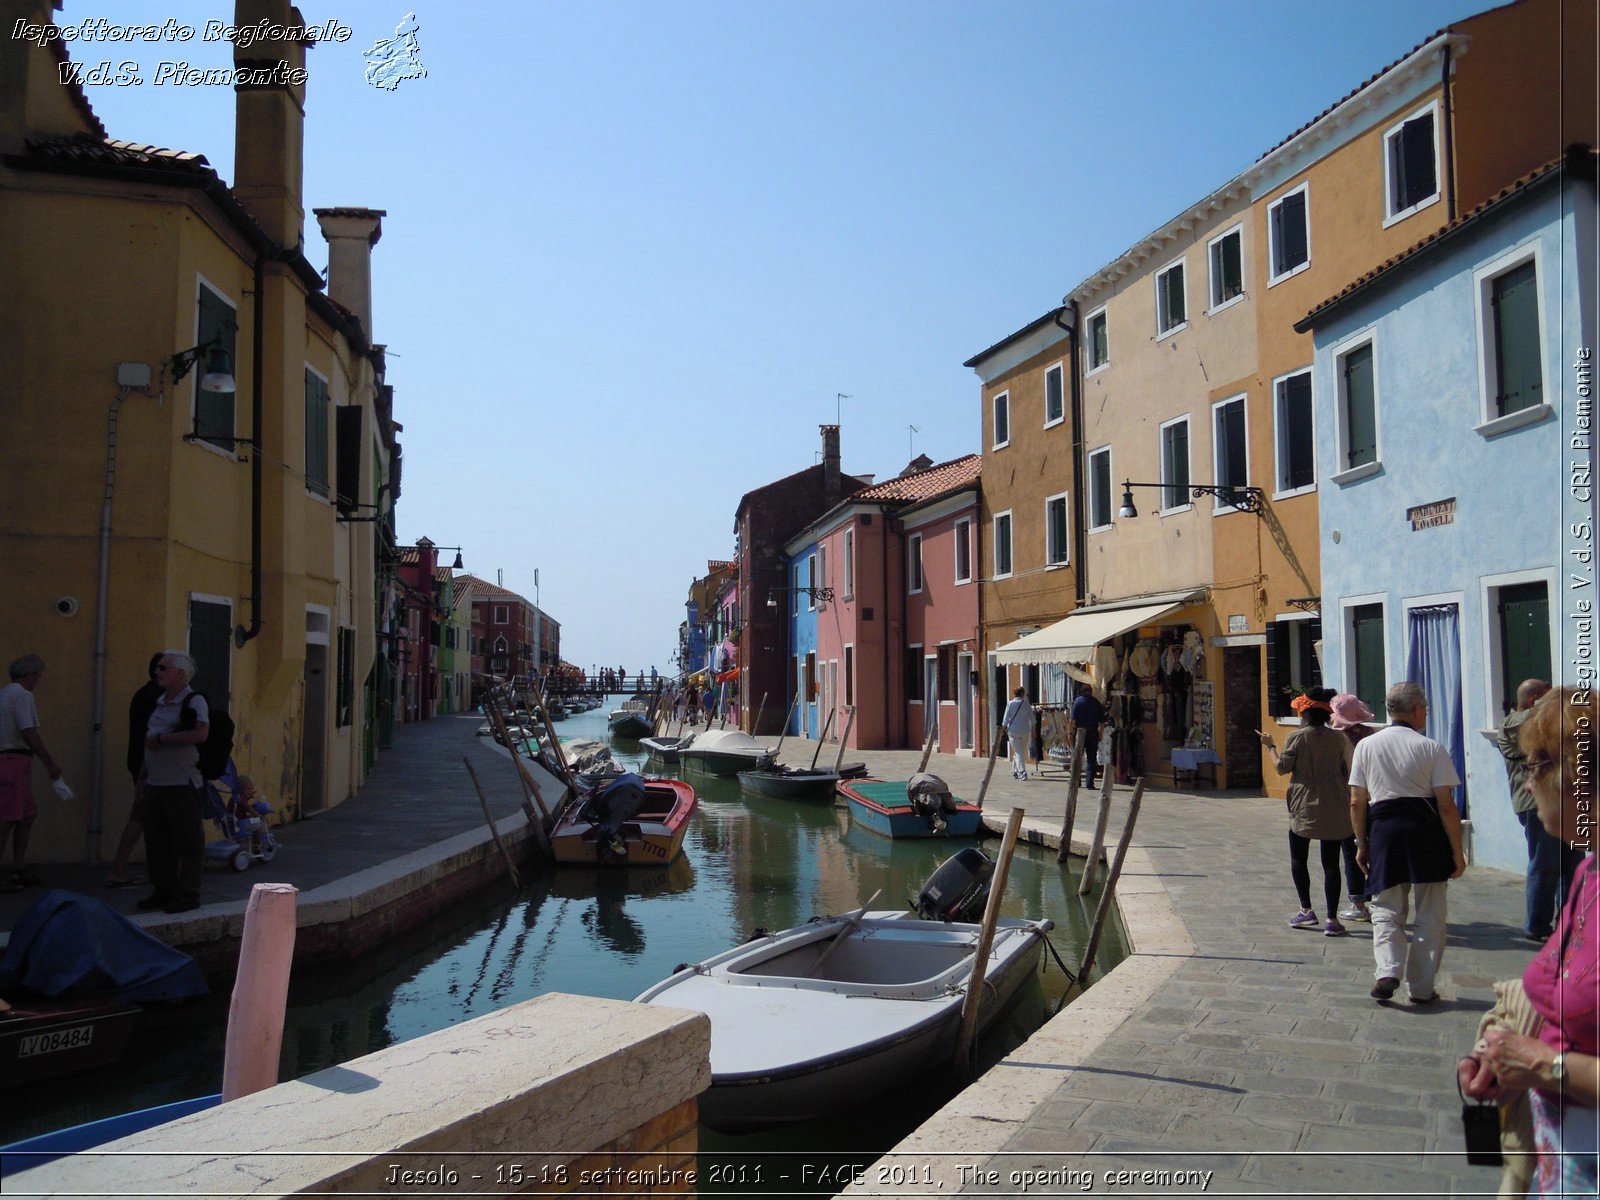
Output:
[4, 699, 1126, 1154]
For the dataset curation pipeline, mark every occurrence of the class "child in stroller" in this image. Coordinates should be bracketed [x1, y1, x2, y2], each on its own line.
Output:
[203, 767, 279, 871]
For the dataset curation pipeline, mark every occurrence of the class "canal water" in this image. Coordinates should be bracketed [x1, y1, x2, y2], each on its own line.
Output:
[4, 699, 1127, 1185]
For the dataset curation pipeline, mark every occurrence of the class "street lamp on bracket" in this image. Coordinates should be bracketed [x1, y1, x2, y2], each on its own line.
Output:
[1117, 479, 1266, 519]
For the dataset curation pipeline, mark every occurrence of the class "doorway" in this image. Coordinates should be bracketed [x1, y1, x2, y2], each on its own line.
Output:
[957, 651, 975, 750]
[1222, 647, 1262, 789]
[924, 657, 939, 740]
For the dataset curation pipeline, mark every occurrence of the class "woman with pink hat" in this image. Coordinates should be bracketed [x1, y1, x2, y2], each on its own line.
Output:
[1330, 693, 1377, 922]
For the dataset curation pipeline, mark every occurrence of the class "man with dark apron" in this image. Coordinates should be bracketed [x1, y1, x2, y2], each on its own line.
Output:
[1350, 680, 1466, 1004]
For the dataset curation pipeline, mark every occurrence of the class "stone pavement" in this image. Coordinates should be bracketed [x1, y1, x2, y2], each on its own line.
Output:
[776, 739, 1526, 1197]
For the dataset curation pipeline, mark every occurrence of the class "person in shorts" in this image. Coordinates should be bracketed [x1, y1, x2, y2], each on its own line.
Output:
[0, 655, 64, 892]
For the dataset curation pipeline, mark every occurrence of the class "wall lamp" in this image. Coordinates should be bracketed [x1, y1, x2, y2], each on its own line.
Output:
[429, 545, 467, 570]
[169, 338, 236, 395]
[766, 585, 834, 608]
[1118, 479, 1266, 518]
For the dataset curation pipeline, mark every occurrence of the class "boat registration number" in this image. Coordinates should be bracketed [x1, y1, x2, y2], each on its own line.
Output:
[18, 1025, 94, 1057]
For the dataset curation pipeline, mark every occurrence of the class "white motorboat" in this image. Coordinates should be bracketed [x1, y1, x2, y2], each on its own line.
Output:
[675, 728, 771, 777]
[635, 898, 1051, 1132]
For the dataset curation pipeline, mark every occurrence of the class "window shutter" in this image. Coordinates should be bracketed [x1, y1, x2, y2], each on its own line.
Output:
[1308, 618, 1323, 689]
[335, 406, 363, 512]
[1398, 113, 1436, 210]
[1265, 621, 1285, 718]
[1493, 262, 1542, 416]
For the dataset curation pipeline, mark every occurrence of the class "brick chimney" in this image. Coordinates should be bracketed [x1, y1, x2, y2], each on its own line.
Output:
[314, 208, 385, 336]
[231, 0, 310, 248]
[820, 424, 841, 498]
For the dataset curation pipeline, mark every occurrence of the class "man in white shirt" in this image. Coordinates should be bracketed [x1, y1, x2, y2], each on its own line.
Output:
[137, 651, 210, 915]
[0, 655, 64, 892]
[999, 687, 1034, 780]
[1350, 680, 1466, 1004]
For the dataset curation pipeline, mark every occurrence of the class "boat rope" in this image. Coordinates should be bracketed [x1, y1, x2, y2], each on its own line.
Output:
[672, 961, 711, 976]
[1040, 933, 1080, 993]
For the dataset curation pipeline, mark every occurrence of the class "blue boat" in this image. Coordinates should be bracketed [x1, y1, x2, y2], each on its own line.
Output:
[1, 1093, 220, 1178]
[839, 779, 983, 839]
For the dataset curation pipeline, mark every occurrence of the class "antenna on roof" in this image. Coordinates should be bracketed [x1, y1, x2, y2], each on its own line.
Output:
[837, 392, 852, 425]
[909, 424, 919, 459]
[497, 569, 503, 586]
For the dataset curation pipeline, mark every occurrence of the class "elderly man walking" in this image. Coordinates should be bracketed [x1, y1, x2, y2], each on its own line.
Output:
[1000, 687, 1034, 781]
[1350, 680, 1466, 1004]
[137, 651, 210, 915]
[1497, 678, 1578, 942]
[0, 655, 66, 892]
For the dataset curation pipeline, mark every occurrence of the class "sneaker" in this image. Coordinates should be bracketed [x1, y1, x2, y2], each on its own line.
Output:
[1288, 909, 1319, 929]
[1324, 919, 1347, 937]
[1370, 976, 1399, 1001]
[1337, 902, 1363, 923]
[1352, 903, 1372, 923]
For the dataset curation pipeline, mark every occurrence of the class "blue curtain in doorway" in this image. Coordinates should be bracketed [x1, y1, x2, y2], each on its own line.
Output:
[1406, 605, 1466, 814]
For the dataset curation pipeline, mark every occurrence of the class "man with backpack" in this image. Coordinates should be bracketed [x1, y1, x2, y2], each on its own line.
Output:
[137, 651, 211, 914]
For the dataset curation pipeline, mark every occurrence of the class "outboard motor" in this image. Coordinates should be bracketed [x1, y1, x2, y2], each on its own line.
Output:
[915, 847, 995, 922]
[906, 772, 955, 833]
[585, 772, 647, 861]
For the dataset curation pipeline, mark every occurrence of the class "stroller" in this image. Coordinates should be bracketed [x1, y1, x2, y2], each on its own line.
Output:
[202, 776, 279, 872]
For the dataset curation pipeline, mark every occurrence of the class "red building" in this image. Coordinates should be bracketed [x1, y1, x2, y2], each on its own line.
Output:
[396, 540, 449, 722]
[733, 425, 869, 735]
[458, 574, 557, 697]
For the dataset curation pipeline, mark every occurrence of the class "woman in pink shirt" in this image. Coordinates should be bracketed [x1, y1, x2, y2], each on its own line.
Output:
[1459, 688, 1598, 1195]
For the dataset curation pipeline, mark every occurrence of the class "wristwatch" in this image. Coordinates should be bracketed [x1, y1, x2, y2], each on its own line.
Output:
[1551, 1053, 1567, 1084]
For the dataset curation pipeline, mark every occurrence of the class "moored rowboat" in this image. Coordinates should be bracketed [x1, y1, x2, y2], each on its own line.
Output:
[550, 775, 696, 866]
[840, 778, 983, 838]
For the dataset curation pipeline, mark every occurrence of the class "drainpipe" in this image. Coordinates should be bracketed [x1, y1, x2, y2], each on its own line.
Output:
[1056, 304, 1086, 606]
[974, 492, 986, 753]
[879, 503, 895, 747]
[88, 379, 147, 861]
[1440, 44, 1457, 222]
[235, 249, 266, 647]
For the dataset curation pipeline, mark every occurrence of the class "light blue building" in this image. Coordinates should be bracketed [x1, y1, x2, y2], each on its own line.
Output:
[1300, 162, 1594, 872]
[783, 540, 823, 738]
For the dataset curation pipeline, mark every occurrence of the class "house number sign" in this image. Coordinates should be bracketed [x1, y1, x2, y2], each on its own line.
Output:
[1407, 497, 1456, 531]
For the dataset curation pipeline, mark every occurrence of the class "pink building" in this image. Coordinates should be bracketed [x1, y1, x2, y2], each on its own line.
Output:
[785, 455, 980, 752]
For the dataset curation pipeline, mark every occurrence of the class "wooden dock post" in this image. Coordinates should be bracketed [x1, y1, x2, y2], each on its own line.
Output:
[751, 691, 768, 738]
[916, 722, 938, 775]
[973, 730, 1004, 810]
[808, 706, 836, 769]
[1077, 770, 1117, 896]
[464, 757, 524, 888]
[1055, 729, 1086, 863]
[954, 807, 1025, 1078]
[1078, 779, 1145, 982]
[832, 706, 856, 773]
[771, 695, 800, 761]
[221, 882, 297, 1102]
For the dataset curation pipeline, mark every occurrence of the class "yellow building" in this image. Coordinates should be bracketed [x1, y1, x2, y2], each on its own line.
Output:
[0, 0, 400, 861]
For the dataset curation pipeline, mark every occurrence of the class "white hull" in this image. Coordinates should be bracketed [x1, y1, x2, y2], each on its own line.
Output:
[635, 910, 1050, 1133]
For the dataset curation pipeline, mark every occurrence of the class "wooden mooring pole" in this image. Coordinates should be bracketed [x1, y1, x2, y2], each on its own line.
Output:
[1077, 779, 1145, 983]
[916, 722, 938, 775]
[953, 807, 1025, 1079]
[973, 728, 1004, 810]
[463, 757, 523, 889]
[1055, 729, 1086, 863]
[1077, 769, 1116, 896]
[832, 706, 856, 773]
[808, 706, 836, 769]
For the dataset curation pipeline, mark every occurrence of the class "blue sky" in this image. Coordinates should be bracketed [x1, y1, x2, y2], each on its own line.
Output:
[58, 0, 1491, 672]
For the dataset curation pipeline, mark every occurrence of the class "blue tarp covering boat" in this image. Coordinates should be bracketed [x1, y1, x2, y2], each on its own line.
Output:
[0, 890, 207, 1004]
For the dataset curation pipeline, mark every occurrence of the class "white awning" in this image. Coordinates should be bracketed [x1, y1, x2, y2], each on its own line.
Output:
[993, 593, 1202, 666]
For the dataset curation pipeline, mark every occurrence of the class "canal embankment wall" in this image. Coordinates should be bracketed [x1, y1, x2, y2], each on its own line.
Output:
[8, 993, 709, 1199]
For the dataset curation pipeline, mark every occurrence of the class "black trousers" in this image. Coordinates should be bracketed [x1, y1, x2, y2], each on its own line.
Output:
[1289, 831, 1343, 914]
[1081, 728, 1101, 787]
[143, 783, 204, 905]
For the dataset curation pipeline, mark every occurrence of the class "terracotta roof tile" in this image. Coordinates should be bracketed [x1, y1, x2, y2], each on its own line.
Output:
[47, 39, 108, 141]
[851, 454, 981, 504]
[456, 573, 532, 604]
[23, 133, 217, 175]
[1297, 159, 1566, 331]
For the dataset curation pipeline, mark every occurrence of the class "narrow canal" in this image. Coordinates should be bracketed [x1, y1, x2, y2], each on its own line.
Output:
[5, 700, 1127, 1185]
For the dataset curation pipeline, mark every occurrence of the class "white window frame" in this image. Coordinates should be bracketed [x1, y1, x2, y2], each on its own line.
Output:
[1087, 445, 1114, 533]
[1381, 100, 1443, 228]
[1044, 490, 1071, 567]
[1472, 239, 1553, 437]
[191, 275, 239, 462]
[1085, 305, 1109, 375]
[1043, 361, 1066, 429]
[818, 544, 828, 610]
[807, 553, 817, 611]
[1210, 393, 1251, 515]
[1267, 181, 1312, 286]
[843, 528, 855, 600]
[992, 510, 1013, 580]
[992, 390, 1011, 451]
[1479, 568, 1559, 730]
[908, 533, 924, 594]
[1340, 591, 1390, 714]
[1330, 327, 1382, 485]
[953, 518, 973, 585]
[1155, 256, 1188, 340]
[1206, 223, 1246, 314]
[1271, 610, 1317, 727]
[1272, 367, 1317, 500]
[1158, 415, 1193, 514]
[186, 592, 234, 699]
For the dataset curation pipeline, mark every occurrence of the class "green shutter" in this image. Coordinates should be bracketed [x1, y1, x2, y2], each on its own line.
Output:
[1343, 345, 1376, 469]
[1279, 372, 1315, 489]
[1351, 604, 1386, 716]
[1498, 583, 1551, 715]
[1493, 261, 1542, 416]
[195, 286, 237, 450]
